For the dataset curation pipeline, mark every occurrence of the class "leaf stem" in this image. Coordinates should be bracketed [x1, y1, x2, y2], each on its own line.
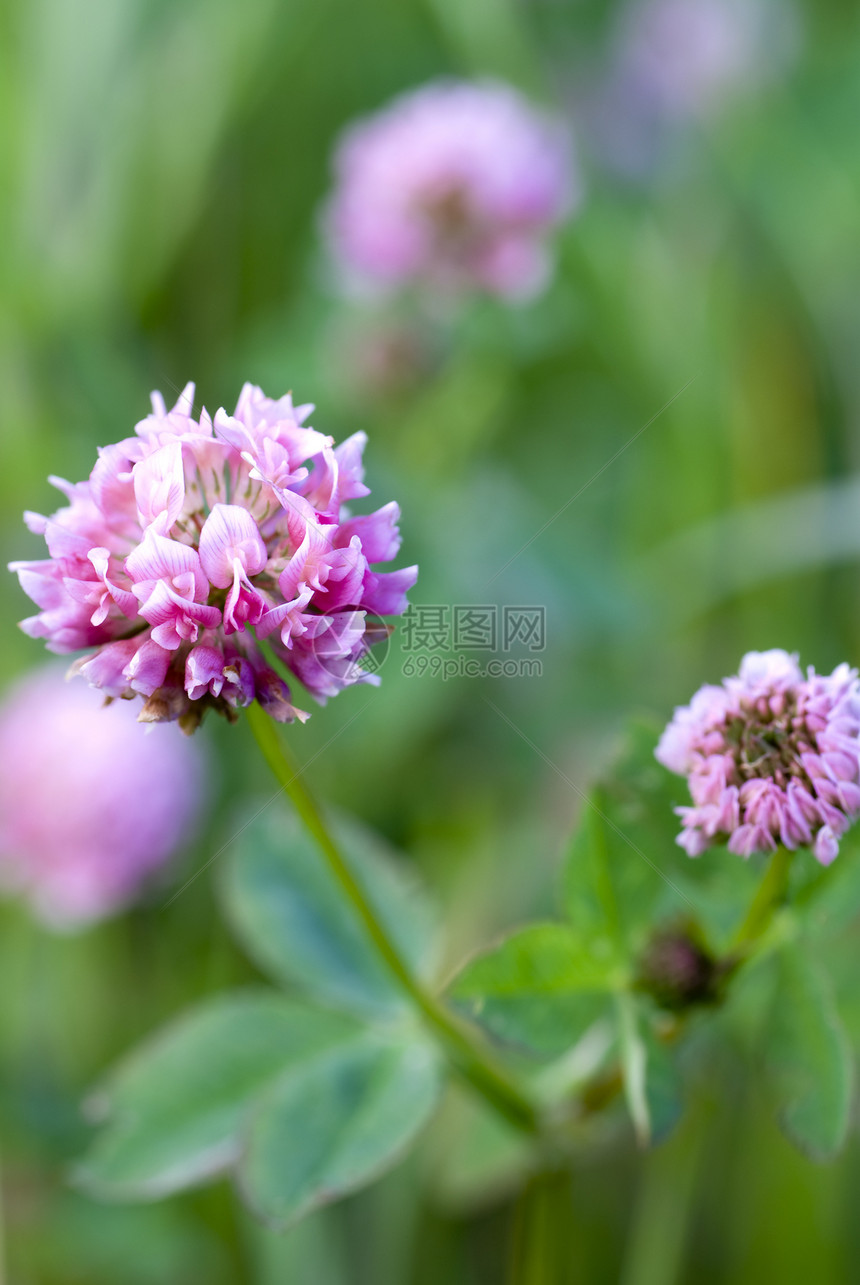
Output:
[245, 704, 540, 1135]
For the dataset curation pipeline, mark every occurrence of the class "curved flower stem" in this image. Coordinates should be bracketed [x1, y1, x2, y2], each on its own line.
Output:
[245, 705, 540, 1135]
[729, 845, 793, 961]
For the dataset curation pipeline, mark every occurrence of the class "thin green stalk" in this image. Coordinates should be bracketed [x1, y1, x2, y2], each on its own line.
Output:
[508, 1169, 574, 1285]
[0, 1156, 6, 1285]
[245, 704, 539, 1135]
[730, 845, 792, 959]
[619, 1106, 704, 1285]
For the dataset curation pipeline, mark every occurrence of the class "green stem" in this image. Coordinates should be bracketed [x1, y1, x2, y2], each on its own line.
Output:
[729, 845, 792, 959]
[245, 704, 539, 1135]
[619, 1103, 704, 1285]
[508, 1168, 573, 1285]
[0, 1156, 5, 1285]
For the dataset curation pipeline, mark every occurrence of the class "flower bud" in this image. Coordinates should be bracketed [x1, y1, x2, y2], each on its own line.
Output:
[637, 923, 722, 1011]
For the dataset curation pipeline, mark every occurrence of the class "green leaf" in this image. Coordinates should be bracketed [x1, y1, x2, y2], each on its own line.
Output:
[765, 943, 853, 1160]
[448, 923, 620, 1056]
[240, 1029, 442, 1229]
[563, 720, 708, 955]
[616, 994, 682, 1147]
[75, 991, 361, 1201]
[223, 803, 439, 1020]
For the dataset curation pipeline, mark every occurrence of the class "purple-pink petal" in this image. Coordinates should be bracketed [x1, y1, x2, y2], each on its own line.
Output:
[134, 440, 186, 530]
[198, 504, 267, 589]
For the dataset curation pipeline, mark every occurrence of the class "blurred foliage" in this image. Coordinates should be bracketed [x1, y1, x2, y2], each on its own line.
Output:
[6, 0, 860, 1280]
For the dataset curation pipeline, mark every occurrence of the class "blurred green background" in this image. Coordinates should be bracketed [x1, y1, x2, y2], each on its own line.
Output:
[4, 0, 860, 1280]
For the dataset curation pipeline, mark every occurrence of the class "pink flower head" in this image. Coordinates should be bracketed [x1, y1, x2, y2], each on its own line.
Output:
[0, 666, 203, 928]
[324, 80, 577, 301]
[11, 382, 417, 731]
[656, 650, 860, 866]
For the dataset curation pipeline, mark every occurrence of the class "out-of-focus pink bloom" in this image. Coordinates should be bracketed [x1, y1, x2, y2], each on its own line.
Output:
[620, 0, 765, 117]
[10, 382, 417, 731]
[656, 650, 860, 866]
[324, 80, 576, 301]
[588, 0, 795, 177]
[0, 666, 203, 929]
